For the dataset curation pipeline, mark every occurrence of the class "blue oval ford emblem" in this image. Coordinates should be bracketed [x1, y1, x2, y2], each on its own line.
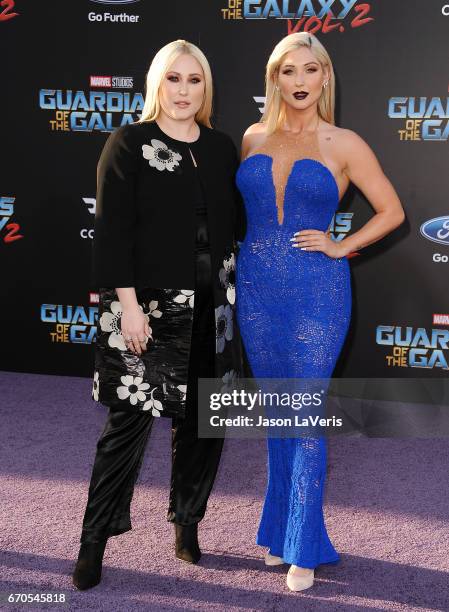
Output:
[420, 216, 449, 246]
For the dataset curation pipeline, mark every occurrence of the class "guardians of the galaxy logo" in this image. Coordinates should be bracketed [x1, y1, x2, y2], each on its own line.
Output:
[39, 77, 144, 133]
[0, 196, 24, 244]
[0, 0, 19, 22]
[388, 96, 449, 141]
[376, 320, 449, 370]
[41, 302, 99, 344]
[329, 212, 360, 258]
[221, 0, 374, 35]
[329, 212, 353, 241]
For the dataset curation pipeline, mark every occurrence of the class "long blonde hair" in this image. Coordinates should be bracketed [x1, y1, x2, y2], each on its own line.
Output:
[262, 32, 335, 134]
[138, 39, 213, 127]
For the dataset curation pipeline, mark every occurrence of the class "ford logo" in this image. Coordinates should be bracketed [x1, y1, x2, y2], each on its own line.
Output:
[420, 216, 449, 246]
[90, 0, 140, 5]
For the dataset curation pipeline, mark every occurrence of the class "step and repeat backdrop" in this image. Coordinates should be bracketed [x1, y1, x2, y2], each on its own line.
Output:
[1, 1, 449, 388]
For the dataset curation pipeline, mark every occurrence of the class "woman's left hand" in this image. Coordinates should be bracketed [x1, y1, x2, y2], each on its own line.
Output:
[291, 229, 346, 258]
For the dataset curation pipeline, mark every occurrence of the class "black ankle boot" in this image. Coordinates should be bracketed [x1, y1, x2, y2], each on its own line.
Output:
[72, 540, 107, 590]
[175, 523, 201, 564]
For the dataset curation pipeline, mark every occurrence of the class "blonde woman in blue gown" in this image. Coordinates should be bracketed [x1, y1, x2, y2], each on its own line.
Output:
[236, 32, 405, 592]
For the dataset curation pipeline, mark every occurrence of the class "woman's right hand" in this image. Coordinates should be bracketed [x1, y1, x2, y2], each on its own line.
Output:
[121, 306, 152, 355]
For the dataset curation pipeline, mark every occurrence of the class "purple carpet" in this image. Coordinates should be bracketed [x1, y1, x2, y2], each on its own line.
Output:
[1, 371, 448, 611]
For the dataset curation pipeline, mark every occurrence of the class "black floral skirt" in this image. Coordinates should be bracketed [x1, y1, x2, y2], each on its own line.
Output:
[92, 283, 198, 418]
[92, 248, 242, 418]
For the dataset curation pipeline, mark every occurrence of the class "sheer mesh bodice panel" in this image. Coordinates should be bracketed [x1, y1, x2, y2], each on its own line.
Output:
[247, 129, 336, 225]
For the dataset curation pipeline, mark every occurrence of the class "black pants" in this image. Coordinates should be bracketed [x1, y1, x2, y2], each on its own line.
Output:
[80, 252, 222, 544]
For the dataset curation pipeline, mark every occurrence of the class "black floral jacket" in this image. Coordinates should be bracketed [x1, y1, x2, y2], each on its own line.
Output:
[91, 120, 246, 417]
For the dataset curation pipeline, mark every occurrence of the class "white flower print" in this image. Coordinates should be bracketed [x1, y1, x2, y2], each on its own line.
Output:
[142, 387, 164, 417]
[100, 301, 150, 352]
[92, 371, 99, 401]
[173, 290, 194, 309]
[219, 253, 236, 305]
[221, 370, 237, 394]
[148, 300, 162, 318]
[142, 139, 182, 172]
[215, 304, 234, 354]
[116, 375, 150, 406]
[177, 385, 187, 402]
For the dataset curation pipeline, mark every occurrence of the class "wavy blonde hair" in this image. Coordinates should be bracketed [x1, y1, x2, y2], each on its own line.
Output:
[138, 39, 213, 127]
[262, 32, 335, 134]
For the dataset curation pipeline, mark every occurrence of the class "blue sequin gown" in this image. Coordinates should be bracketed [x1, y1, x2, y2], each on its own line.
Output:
[235, 128, 352, 568]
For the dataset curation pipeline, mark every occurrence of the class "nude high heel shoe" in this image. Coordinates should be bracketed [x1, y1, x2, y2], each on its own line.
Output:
[264, 551, 285, 566]
[286, 565, 315, 591]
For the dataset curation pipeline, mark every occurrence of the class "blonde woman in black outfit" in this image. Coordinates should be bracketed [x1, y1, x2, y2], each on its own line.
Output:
[72, 40, 245, 590]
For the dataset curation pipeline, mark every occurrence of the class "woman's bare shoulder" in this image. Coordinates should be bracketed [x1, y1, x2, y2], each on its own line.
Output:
[241, 122, 267, 159]
[322, 122, 368, 148]
[244, 121, 267, 135]
[319, 121, 351, 139]
[319, 122, 374, 164]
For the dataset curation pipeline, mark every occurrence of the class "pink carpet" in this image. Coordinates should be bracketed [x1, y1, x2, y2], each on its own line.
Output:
[1, 371, 448, 611]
